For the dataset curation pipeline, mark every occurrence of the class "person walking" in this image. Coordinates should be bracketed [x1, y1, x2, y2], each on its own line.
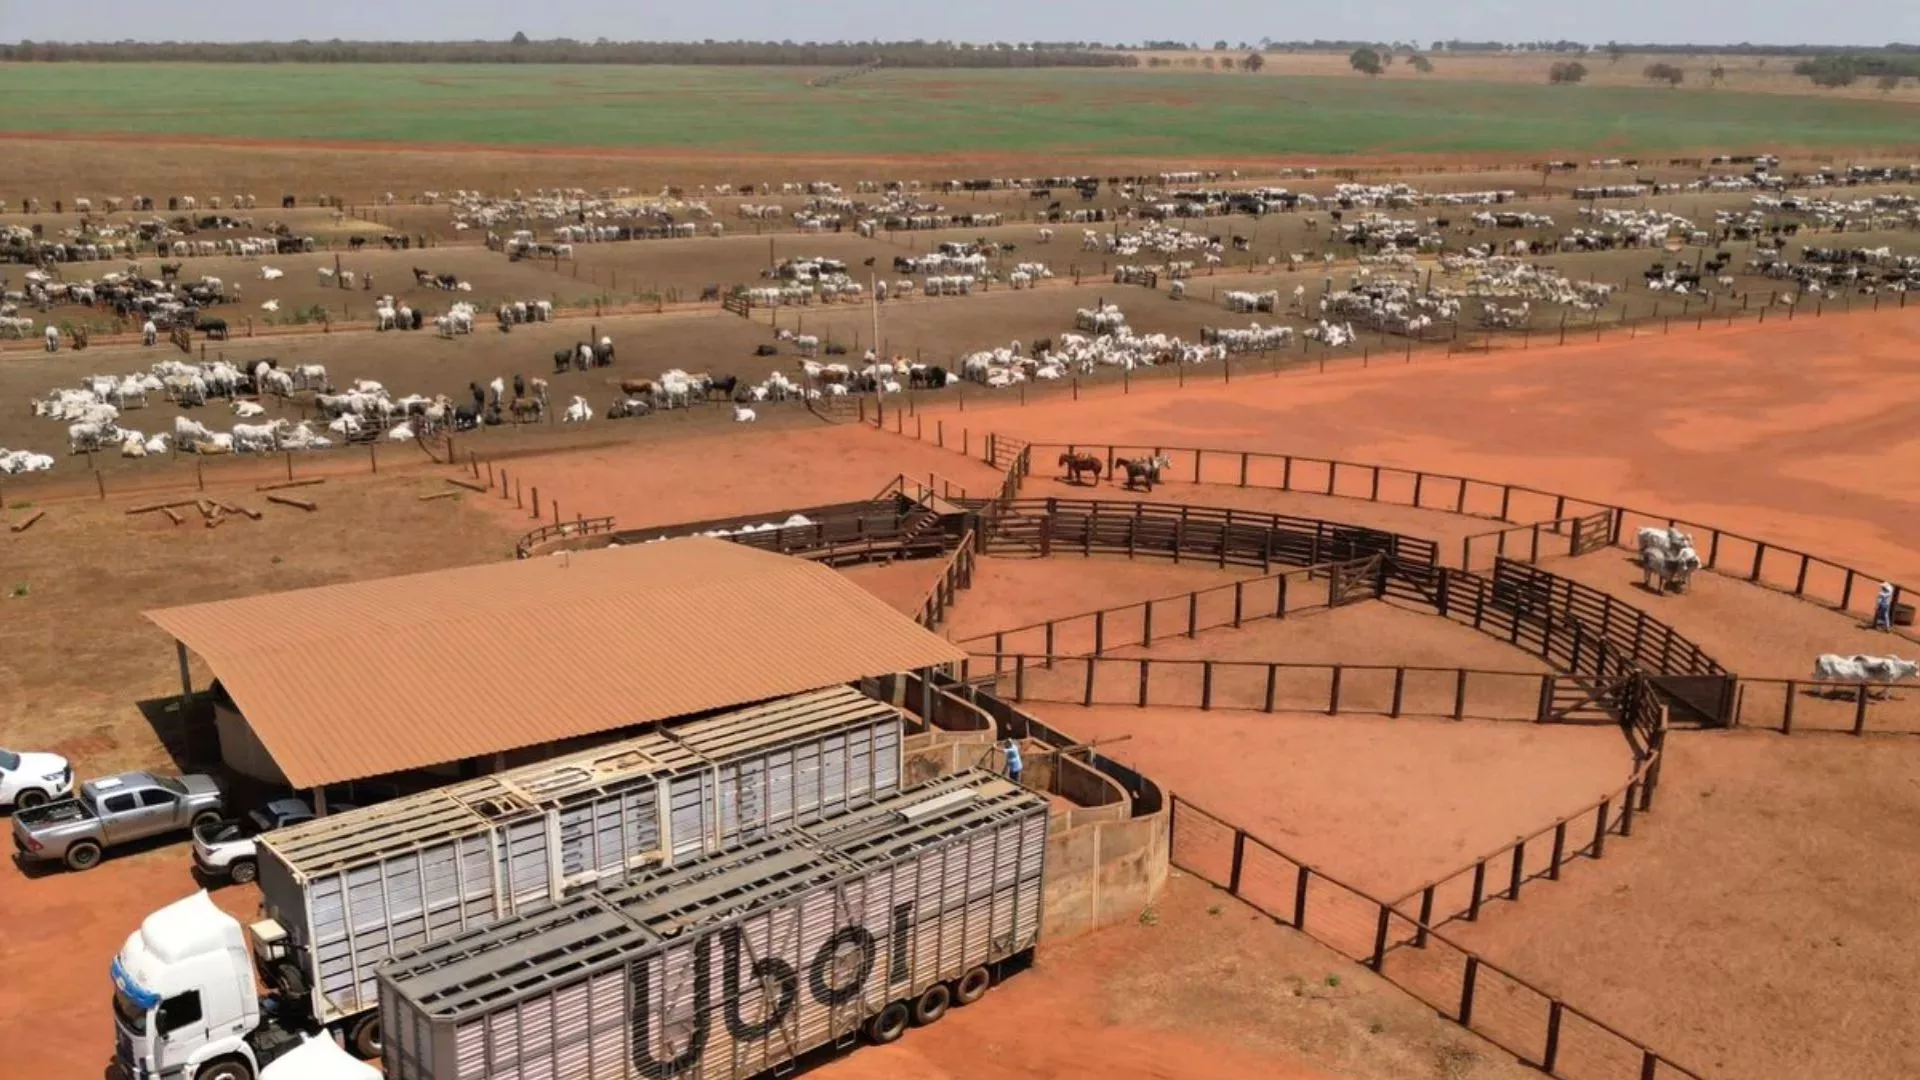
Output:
[1875, 582, 1897, 632]
[1002, 739, 1024, 787]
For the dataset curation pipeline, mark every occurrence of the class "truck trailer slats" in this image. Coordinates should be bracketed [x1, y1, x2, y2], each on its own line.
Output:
[378, 770, 1047, 1080]
[263, 686, 910, 1026]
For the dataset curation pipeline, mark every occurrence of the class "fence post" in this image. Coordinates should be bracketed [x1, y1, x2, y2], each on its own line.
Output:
[1592, 799, 1612, 858]
[1459, 956, 1480, 1026]
[1641, 1050, 1658, 1080]
[1543, 1001, 1564, 1072]
[1264, 664, 1277, 712]
[531, 486, 539, 519]
[1293, 865, 1310, 928]
[1142, 603, 1154, 646]
[1854, 685, 1870, 736]
[1783, 680, 1796, 734]
[1013, 655, 1026, 700]
[1453, 669, 1468, 719]
[1138, 660, 1150, 707]
[1550, 820, 1567, 880]
[1228, 830, 1247, 894]
[1094, 610, 1105, 655]
[1415, 887, 1434, 948]
[1369, 905, 1390, 972]
[1083, 657, 1096, 707]
[1327, 666, 1343, 715]
[1509, 840, 1526, 899]
[1622, 781, 1638, 836]
[1390, 669, 1405, 718]
[1233, 581, 1244, 628]
[1468, 861, 1486, 920]
[1201, 662, 1214, 711]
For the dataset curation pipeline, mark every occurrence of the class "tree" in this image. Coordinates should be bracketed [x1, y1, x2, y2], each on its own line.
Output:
[1548, 60, 1588, 85]
[510, 31, 529, 46]
[1709, 63, 1727, 85]
[1794, 55, 1858, 87]
[1213, 40, 1228, 51]
[1408, 53, 1433, 73]
[1219, 56, 1235, 70]
[1243, 50, 1265, 72]
[1349, 47, 1383, 76]
[1643, 62, 1684, 86]
[1879, 73, 1904, 92]
[1606, 42, 1625, 64]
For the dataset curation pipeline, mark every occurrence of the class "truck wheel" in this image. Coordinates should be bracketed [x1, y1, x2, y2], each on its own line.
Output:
[953, 965, 992, 1006]
[194, 1056, 253, 1080]
[192, 810, 224, 830]
[229, 859, 258, 885]
[912, 983, 951, 1026]
[864, 1001, 910, 1045]
[64, 841, 103, 872]
[346, 1012, 382, 1059]
[14, 788, 47, 810]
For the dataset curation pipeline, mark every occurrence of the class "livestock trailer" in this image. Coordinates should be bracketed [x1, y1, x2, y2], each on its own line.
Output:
[251, 686, 905, 1053]
[377, 769, 1048, 1080]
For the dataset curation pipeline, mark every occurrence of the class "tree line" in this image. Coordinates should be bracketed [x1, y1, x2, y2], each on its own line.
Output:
[0, 39, 1139, 67]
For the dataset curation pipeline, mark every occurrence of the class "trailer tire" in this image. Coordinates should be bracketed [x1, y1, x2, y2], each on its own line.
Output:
[65, 841, 103, 872]
[865, 1001, 911, 1044]
[345, 1013, 382, 1059]
[194, 1056, 253, 1080]
[912, 983, 951, 1026]
[953, 965, 991, 1006]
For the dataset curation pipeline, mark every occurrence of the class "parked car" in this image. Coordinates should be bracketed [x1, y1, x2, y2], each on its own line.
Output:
[191, 798, 321, 885]
[12, 771, 224, 871]
[0, 747, 74, 810]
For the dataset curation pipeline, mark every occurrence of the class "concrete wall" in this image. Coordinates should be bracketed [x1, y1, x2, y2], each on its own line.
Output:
[903, 730, 997, 785]
[1041, 809, 1172, 942]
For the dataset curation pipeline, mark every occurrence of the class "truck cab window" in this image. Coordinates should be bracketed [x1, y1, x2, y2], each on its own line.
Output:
[139, 789, 175, 808]
[104, 793, 137, 814]
[157, 991, 201, 1035]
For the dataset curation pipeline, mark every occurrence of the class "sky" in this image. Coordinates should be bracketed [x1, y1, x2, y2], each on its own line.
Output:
[2, 1, 1915, 50]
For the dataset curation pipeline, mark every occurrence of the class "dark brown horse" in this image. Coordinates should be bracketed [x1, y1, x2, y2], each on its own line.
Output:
[1114, 454, 1170, 491]
[1059, 451, 1103, 485]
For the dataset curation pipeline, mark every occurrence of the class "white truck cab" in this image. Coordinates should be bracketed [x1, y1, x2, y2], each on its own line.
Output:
[258, 1034, 381, 1080]
[112, 891, 312, 1080]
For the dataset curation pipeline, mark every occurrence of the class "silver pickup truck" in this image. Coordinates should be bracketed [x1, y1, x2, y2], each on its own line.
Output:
[12, 771, 224, 872]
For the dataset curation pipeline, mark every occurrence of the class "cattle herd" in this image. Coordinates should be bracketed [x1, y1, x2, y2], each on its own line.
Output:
[3, 152, 1918, 479]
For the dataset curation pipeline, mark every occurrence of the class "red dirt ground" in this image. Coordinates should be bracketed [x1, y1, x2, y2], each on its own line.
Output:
[920, 307, 1920, 579]
[465, 423, 1006, 533]
[1023, 702, 1631, 899]
[822, 873, 1543, 1080]
[1440, 730, 1920, 1080]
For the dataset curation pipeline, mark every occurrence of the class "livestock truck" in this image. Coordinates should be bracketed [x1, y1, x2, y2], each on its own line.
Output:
[112, 686, 907, 1080]
[377, 768, 1048, 1080]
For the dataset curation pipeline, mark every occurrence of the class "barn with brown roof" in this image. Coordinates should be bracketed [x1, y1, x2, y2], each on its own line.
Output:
[145, 537, 967, 808]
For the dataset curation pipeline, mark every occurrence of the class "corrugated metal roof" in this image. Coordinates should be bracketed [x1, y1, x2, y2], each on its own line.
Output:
[145, 538, 965, 790]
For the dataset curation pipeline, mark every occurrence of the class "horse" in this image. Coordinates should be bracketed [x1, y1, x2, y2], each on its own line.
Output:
[1059, 452, 1103, 486]
[508, 396, 542, 423]
[1114, 454, 1171, 491]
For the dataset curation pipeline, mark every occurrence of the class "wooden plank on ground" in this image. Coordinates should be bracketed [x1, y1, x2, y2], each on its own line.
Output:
[446, 477, 489, 493]
[127, 499, 201, 515]
[10, 510, 45, 533]
[161, 507, 183, 526]
[267, 494, 317, 512]
[256, 477, 327, 492]
[418, 490, 461, 502]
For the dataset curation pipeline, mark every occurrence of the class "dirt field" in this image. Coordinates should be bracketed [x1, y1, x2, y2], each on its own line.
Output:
[821, 872, 1543, 1080]
[1027, 703, 1632, 900]
[1439, 730, 1920, 1080]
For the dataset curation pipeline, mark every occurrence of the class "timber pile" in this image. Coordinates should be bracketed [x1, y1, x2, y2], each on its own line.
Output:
[127, 498, 264, 527]
[266, 494, 317, 512]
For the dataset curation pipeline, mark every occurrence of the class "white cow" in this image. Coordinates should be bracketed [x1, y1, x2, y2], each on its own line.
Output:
[562, 396, 593, 423]
[1811, 653, 1920, 698]
[1636, 526, 1694, 556]
[734, 405, 757, 423]
[1641, 545, 1702, 593]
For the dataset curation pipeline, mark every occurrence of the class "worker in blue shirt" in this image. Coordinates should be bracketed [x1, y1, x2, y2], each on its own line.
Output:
[1003, 739, 1023, 786]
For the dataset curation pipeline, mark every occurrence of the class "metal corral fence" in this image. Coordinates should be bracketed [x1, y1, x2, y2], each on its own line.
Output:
[913, 528, 977, 630]
[1167, 791, 1708, 1080]
[986, 496, 1438, 568]
[983, 653, 1620, 727]
[954, 558, 1375, 661]
[875, 425, 1920, 635]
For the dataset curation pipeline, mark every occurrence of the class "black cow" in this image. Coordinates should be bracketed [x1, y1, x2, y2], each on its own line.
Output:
[754, 344, 778, 356]
[200, 317, 229, 340]
[553, 349, 573, 374]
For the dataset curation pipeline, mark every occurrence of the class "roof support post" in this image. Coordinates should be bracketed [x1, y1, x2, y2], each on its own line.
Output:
[176, 639, 194, 712]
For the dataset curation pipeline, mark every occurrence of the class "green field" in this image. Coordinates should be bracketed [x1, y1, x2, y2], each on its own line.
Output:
[3, 63, 1918, 156]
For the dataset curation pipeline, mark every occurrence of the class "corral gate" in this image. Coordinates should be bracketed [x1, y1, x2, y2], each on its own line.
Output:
[722, 293, 751, 318]
[1327, 554, 1383, 607]
[1646, 674, 1735, 727]
[1571, 509, 1615, 557]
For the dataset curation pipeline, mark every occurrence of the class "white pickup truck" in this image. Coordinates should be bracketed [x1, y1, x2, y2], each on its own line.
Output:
[190, 799, 319, 885]
[0, 747, 73, 809]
